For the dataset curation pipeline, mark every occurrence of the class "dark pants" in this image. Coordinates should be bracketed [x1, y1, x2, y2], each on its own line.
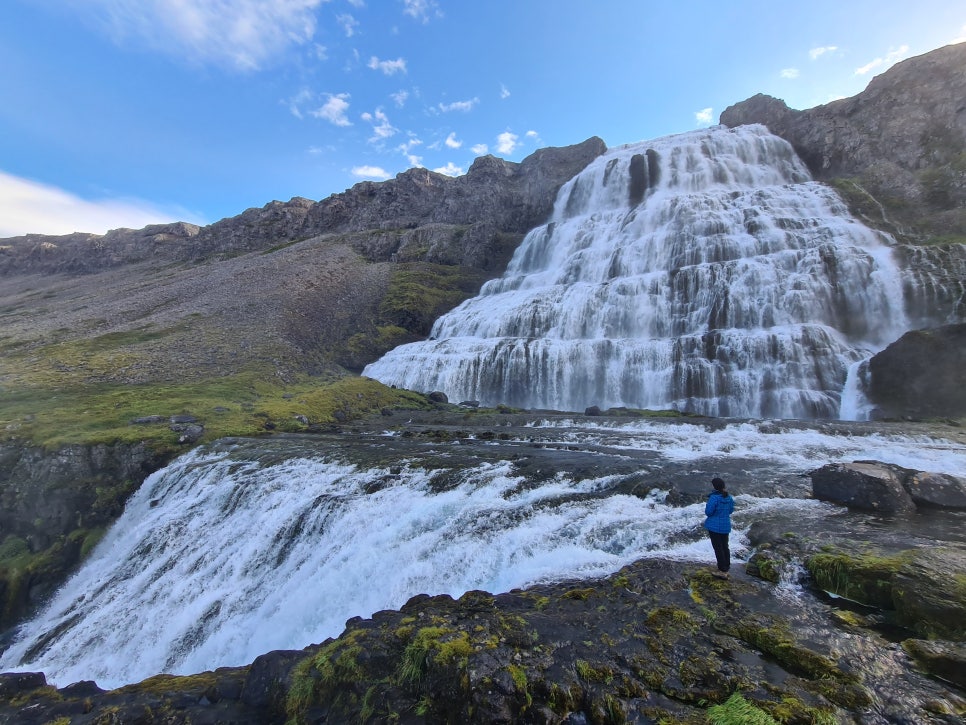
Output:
[708, 531, 730, 572]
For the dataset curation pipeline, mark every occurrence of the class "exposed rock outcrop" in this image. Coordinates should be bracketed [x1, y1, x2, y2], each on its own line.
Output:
[867, 323, 966, 419]
[0, 443, 172, 628]
[809, 459, 966, 512]
[720, 42, 966, 241]
[809, 461, 917, 514]
[0, 138, 606, 277]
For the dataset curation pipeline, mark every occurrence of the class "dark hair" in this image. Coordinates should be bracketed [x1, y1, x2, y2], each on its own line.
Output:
[711, 477, 726, 492]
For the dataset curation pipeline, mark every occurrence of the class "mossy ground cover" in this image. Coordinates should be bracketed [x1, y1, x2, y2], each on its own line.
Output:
[0, 372, 431, 450]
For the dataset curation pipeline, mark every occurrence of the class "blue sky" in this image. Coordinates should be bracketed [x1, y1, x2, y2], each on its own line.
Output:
[1, 0, 964, 237]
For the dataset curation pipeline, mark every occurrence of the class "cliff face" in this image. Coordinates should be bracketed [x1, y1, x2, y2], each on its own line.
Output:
[720, 42, 966, 241]
[0, 138, 606, 276]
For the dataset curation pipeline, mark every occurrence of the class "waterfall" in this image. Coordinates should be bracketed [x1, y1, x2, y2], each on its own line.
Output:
[4, 423, 966, 689]
[364, 124, 911, 419]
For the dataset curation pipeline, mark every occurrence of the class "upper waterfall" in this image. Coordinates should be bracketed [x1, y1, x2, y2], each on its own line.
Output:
[364, 125, 908, 419]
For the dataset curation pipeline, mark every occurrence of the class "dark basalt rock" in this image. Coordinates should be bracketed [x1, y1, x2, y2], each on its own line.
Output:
[809, 461, 917, 514]
[721, 43, 966, 241]
[902, 639, 966, 689]
[867, 323, 966, 419]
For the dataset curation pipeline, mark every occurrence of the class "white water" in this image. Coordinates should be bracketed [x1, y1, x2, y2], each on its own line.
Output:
[365, 124, 912, 419]
[3, 420, 965, 689]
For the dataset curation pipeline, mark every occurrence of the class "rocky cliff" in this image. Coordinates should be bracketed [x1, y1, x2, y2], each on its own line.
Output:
[0, 138, 606, 276]
[720, 42, 966, 243]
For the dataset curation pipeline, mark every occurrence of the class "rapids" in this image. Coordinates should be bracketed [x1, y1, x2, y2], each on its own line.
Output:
[364, 125, 934, 419]
[2, 417, 964, 689]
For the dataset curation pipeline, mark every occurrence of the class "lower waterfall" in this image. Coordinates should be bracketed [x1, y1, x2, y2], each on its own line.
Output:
[3, 421, 965, 689]
[364, 124, 914, 419]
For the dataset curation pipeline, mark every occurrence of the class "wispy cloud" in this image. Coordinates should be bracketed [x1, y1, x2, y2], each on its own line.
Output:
[361, 109, 397, 141]
[286, 88, 314, 119]
[780, 68, 800, 79]
[390, 89, 410, 107]
[0, 170, 201, 237]
[337, 13, 359, 38]
[311, 93, 352, 126]
[855, 44, 910, 75]
[495, 131, 519, 155]
[954, 24, 966, 43]
[444, 132, 462, 149]
[809, 45, 838, 60]
[694, 107, 713, 125]
[438, 97, 479, 113]
[351, 165, 391, 180]
[368, 56, 407, 75]
[402, 0, 440, 23]
[73, 0, 325, 71]
[398, 137, 423, 166]
[433, 162, 463, 177]
[500, 84, 510, 99]
[471, 143, 489, 155]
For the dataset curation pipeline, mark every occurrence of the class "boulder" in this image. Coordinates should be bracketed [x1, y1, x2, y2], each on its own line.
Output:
[902, 639, 966, 689]
[809, 462, 916, 515]
[902, 470, 966, 510]
[892, 547, 966, 640]
[867, 324, 966, 419]
[427, 391, 449, 404]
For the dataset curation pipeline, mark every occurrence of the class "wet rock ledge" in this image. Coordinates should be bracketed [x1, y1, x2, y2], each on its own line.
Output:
[1, 553, 964, 724]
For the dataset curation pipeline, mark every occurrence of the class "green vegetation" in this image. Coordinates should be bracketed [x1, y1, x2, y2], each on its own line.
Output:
[805, 548, 914, 609]
[706, 693, 778, 725]
[380, 263, 490, 336]
[0, 372, 430, 450]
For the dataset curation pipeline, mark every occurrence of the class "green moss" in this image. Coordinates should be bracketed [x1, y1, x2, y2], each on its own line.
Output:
[506, 664, 532, 707]
[380, 263, 489, 336]
[0, 371, 429, 449]
[562, 587, 597, 601]
[806, 549, 914, 609]
[706, 693, 779, 725]
[575, 659, 614, 684]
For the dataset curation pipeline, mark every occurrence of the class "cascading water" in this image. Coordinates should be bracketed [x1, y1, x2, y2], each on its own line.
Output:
[364, 124, 911, 419]
[3, 421, 966, 689]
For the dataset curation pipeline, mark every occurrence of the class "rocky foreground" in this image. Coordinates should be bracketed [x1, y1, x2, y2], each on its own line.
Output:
[0, 414, 963, 725]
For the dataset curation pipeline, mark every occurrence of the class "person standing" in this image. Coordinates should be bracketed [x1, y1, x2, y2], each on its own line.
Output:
[704, 477, 734, 579]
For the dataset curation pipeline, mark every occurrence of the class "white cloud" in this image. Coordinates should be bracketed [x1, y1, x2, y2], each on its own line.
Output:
[525, 130, 539, 140]
[311, 93, 352, 126]
[780, 68, 800, 79]
[500, 84, 510, 99]
[402, 0, 440, 22]
[361, 109, 397, 141]
[337, 13, 359, 38]
[471, 143, 489, 155]
[368, 56, 407, 75]
[351, 165, 391, 180]
[855, 44, 910, 75]
[286, 88, 314, 119]
[73, 0, 325, 71]
[695, 107, 713, 125]
[809, 45, 838, 60]
[953, 24, 966, 43]
[495, 131, 519, 155]
[438, 97, 479, 113]
[390, 89, 409, 107]
[433, 162, 463, 177]
[444, 132, 462, 149]
[0, 170, 201, 237]
[347, 0, 365, 6]
[397, 136, 423, 166]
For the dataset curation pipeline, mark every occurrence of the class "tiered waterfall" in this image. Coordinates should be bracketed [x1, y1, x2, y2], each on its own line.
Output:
[364, 125, 909, 419]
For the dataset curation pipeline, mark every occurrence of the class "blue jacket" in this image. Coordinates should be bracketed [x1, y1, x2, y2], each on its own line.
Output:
[704, 491, 734, 534]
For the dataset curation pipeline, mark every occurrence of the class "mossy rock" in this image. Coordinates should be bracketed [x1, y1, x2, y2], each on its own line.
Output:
[805, 548, 913, 609]
[892, 547, 966, 640]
